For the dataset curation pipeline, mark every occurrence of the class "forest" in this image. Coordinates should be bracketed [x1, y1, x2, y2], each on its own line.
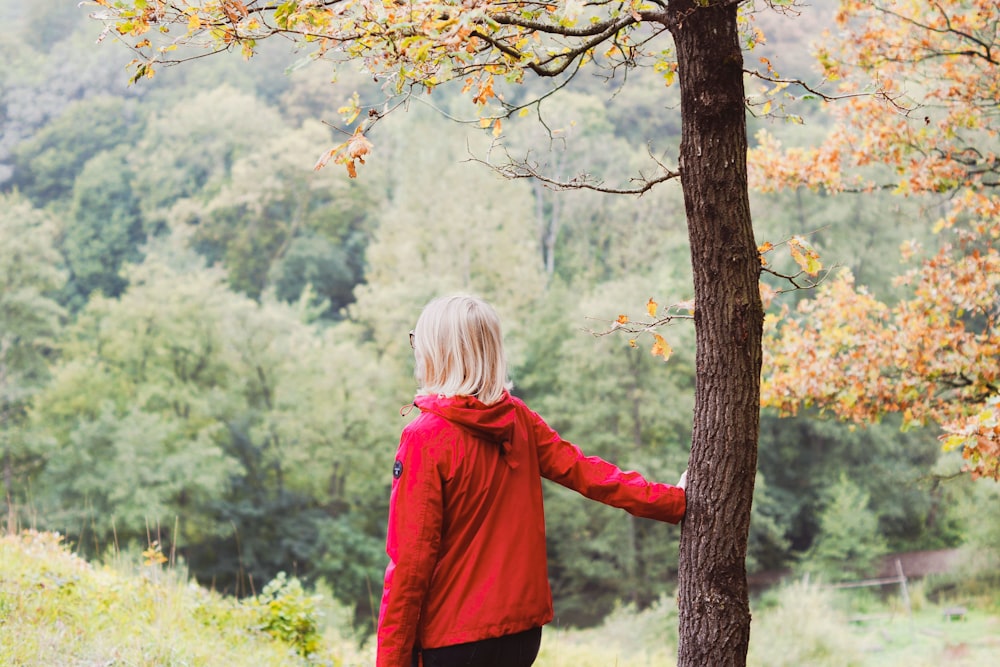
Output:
[1, 0, 999, 662]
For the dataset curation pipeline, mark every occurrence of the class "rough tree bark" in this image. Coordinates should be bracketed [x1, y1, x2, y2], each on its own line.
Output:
[668, 1, 763, 665]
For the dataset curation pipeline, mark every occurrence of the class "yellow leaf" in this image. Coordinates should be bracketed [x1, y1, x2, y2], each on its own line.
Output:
[492, 118, 502, 138]
[188, 13, 202, 32]
[646, 298, 658, 318]
[789, 236, 822, 277]
[941, 434, 967, 452]
[651, 334, 672, 361]
[762, 100, 772, 115]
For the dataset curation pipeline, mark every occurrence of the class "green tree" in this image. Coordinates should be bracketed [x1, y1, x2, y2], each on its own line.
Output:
[31, 251, 243, 544]
[197, 119, 374, 304]
[757, 412, 963, 569]
[60, 146, 146, 310]
[9, 95, 138, 206]
[0, 194, 65, 532]
[31, 237, 397, 612]
[349, 109, 547, 355]
[799, 474, 887, 582]
[129, 85, 284, 233]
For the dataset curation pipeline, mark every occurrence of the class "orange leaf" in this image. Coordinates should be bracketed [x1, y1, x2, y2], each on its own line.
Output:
[646, 298, 658, 318]
[651, 334, 672, 361]
[346, 128, 373, 160]
[313, 146, 339, 171]
[616, 314, 629, 325]
[759, 282, 777, 309]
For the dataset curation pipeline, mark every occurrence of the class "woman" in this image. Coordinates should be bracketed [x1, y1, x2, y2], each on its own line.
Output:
[377, 295, 687, 667]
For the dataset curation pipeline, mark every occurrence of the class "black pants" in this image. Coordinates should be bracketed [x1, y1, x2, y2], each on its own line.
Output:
[413, 626, 542, 667]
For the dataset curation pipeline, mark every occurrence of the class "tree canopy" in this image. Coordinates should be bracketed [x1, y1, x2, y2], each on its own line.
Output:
[753, 0, 1000, 479]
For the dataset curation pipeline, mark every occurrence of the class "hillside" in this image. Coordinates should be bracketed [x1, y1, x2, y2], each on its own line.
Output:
[0, 531, 372, 666]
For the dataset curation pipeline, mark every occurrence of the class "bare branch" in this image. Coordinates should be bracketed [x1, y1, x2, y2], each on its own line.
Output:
[467, 146, 680, 196]
[761, 264, 839, 293]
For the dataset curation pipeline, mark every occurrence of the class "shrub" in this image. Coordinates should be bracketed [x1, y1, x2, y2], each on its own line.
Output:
[254, 572, 323, 657]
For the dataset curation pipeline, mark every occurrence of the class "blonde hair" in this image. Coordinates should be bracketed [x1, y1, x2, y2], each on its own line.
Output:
[413, 295, 512, 405]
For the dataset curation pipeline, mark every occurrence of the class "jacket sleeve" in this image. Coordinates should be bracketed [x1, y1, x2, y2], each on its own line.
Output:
[377, 426, 444, 667]
[530, 409, 686, 524]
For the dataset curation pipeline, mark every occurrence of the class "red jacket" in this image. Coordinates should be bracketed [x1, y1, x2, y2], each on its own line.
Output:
[376, 392, 685, 667]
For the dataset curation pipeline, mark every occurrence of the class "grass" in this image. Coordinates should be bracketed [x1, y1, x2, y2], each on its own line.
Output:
[747, 578, 1000, 667]
[0, 530, 374, 666]
[3, 531, 999, 666]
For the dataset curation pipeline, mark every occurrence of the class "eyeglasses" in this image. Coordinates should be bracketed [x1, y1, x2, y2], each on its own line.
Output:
[409, 330, 415, 349]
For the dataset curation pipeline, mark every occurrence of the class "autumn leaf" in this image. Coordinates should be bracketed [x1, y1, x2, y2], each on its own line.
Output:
[759, 282, 777, 309]
[338, 92, 361, 125]
[313, 145, 340, 171]
[651, 334, 672, 361]
[758, 241, 774, 266]
[646, 297, 658, 318]
[788, 236, 822, 276]
[616, 314, 629, 325]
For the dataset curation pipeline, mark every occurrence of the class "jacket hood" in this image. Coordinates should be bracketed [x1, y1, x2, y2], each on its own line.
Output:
[413, 392, 517, 447]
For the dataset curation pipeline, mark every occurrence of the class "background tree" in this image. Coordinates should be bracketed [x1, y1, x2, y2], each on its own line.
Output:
[0, 194, 65, 533]
[797, 473, 888, 582]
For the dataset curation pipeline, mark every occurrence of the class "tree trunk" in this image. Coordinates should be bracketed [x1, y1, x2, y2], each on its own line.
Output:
[667, 2, 763, 666]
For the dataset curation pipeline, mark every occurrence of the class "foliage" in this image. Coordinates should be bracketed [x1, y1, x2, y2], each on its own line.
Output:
[0, 194, 65, 524]
[753, 0, 1000, 478]
[254, 572, 323, 657]
[8, 530, 998, 667]
[755, 409, 968, 571]
[22, 243, 395, 610]
[61, 145, 146, 309]
[10, 95, 138, 206]
[797, 474, 888, 582]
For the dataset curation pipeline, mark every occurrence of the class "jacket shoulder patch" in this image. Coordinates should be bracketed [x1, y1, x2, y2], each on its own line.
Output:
[393, 460, 403, 479]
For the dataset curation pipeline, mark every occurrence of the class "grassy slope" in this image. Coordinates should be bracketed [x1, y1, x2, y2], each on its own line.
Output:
[3, 532, 998, 666]
[0, 531, 372, 666]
